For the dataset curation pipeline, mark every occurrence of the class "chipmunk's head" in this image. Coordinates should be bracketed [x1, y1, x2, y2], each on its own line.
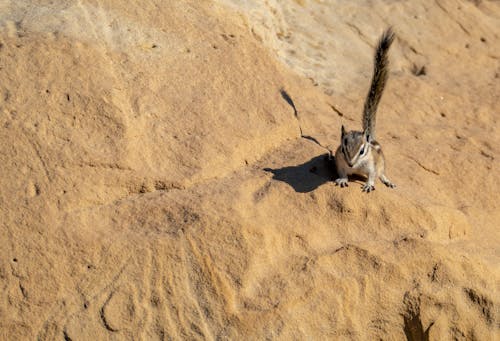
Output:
[340, 125, 371, 168]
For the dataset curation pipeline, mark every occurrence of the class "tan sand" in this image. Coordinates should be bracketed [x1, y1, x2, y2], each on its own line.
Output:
[0, 0, 498, 339]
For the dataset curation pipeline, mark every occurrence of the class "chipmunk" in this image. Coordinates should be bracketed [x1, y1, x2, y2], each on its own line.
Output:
[334, 28, 396, 193]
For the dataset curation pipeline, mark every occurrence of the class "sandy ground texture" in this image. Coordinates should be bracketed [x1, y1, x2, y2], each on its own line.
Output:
[0, 0, 499, 339]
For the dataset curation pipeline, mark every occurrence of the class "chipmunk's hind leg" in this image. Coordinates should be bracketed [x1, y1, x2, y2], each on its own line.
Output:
[379, 173, 396, 188]
[376, 153, 395, 189]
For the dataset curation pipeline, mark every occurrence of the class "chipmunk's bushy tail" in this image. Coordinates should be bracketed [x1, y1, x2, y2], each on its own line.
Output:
[362, 27, 395, 141]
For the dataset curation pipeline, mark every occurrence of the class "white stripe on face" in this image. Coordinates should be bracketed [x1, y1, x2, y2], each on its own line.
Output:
[353, 143, 367, 165]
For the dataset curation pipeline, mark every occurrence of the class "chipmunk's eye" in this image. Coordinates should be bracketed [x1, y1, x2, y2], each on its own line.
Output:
[359, 146, 365, 156]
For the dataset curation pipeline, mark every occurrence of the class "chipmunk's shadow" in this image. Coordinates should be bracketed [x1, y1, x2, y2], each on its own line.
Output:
[264, 154, 337, 193]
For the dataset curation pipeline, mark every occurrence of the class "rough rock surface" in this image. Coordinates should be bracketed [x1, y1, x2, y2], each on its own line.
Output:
[0, 0, 499, 339]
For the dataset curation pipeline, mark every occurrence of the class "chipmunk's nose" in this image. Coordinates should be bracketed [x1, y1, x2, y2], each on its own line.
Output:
[347, 160, 353, 167]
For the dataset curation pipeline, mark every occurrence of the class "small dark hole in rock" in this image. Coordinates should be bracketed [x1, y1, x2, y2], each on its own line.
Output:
[66, 94, 70, 102]
[411, 64, 426, 77]
[480, 37, 486, 43]
[83, 303, 88, 309]
[329, 104, 345, 117]
[465, 43, 470, 48]
[13, 258, 18, 262]
[440, 112, 446, 118]
[154, 181, 169, 191]
[152, 44, 157, 48]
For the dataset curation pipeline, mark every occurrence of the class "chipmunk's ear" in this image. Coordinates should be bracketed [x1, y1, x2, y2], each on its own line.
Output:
[363, 129, 372, 143]
[341, 125, 346, 137]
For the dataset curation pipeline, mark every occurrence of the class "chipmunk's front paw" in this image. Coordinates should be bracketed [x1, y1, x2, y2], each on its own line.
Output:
[335, 178, 349, 188]
[385, 182, 396, 188]
[380, 175, 396, 188]
[362, 183, 375, 193]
